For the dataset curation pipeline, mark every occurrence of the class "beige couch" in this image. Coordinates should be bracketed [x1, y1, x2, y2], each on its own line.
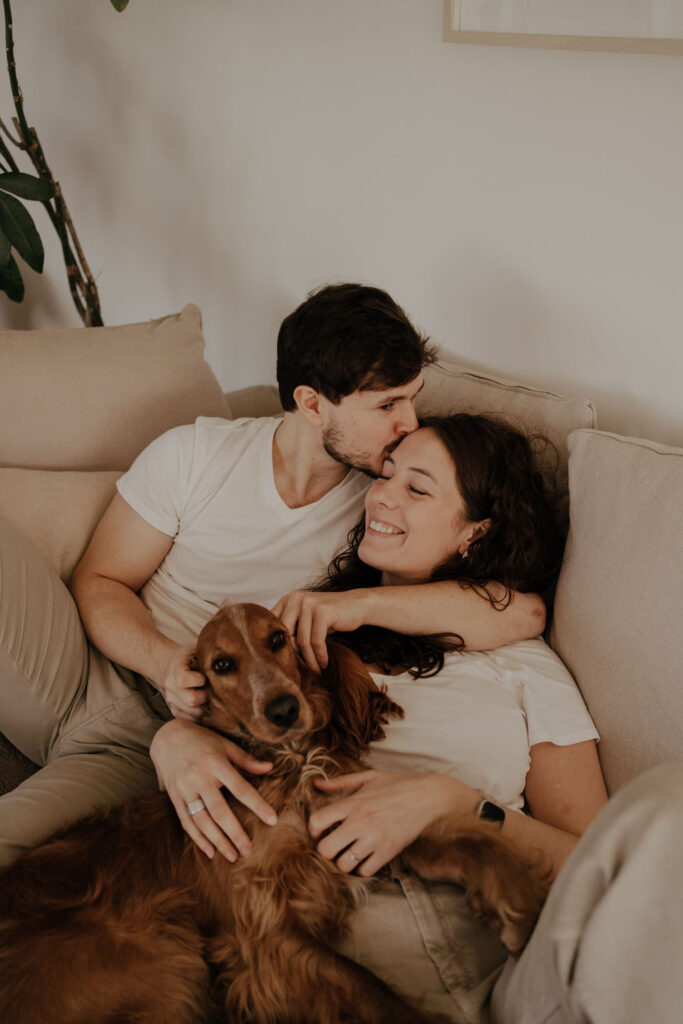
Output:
[1, 305, 681, 798]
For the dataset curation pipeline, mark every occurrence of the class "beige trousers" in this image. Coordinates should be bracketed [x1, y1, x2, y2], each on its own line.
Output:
[490, 759, 683, 1024]
[0, 516, 170, 868]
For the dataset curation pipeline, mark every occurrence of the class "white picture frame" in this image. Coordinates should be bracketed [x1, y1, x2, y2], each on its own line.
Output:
[443, 0, 683, 54]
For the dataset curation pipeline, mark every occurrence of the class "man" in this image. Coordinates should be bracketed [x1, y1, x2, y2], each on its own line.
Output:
[0, 283, 542, 867]
[71, 283, 433, 721]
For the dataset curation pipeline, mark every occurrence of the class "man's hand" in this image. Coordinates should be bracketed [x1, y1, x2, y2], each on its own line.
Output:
[271, 590, 369, 672]
[309, 770, 478, 877]
[160, 643, 209, 720]
[150, 719, 277, 861]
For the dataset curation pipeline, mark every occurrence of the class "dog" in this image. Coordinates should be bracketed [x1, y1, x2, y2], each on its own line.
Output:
[0, 603, 548, 1024]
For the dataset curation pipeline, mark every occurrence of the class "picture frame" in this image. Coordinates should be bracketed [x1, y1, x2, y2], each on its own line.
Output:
[443, 0, 683, 55]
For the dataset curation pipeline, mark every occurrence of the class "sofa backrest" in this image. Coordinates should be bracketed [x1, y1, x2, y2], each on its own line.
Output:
[550, 429, 683, 795]
[0, 304, 230, 471]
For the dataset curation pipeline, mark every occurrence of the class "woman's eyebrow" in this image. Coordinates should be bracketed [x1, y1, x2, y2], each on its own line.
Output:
[407, 465, 437, 484]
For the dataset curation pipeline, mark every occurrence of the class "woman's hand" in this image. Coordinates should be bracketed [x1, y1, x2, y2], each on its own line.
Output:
[271, 590, 370, 672]
[309, 770, 479, 877]
[150, 719, 277, 860]
[159, 643, 209, 721]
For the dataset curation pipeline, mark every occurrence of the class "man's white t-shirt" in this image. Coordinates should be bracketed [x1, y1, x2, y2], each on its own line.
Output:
[368, 638, 599, 810]
[117, 416, 369, 647]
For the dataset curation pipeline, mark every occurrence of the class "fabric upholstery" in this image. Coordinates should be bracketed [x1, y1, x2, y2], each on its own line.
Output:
[225, 384, 285, 420]
[550, 429, 683, 794]
[0, 468, 121, 582]
[0, 305, 230, 471]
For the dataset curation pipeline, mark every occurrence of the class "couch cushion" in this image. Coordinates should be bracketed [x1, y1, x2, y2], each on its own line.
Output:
[0, 468, 121, 582]
[550, 429, 683, 794]
[0, 305, 231, 471]
[225, 384, 285, 420]
[416, 361, 597, 522]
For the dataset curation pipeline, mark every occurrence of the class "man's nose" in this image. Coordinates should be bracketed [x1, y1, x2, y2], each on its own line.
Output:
[395, 402, 418, 436]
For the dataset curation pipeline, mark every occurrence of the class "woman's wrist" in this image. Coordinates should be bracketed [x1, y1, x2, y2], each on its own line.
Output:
[348, 587, 381, 628]
[425, 774, 481, 830]
[356, 586, 395, 629]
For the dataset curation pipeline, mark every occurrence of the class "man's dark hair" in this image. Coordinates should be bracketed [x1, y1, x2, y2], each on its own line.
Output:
[276, 283, 436, 412]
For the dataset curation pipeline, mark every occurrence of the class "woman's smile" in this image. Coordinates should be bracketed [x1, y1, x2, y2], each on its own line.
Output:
[366, 517, 404, 536]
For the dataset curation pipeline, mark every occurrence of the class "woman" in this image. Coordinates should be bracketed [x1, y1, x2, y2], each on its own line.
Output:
[270, 414, 606, 883]
[151, 413, 608, 1020]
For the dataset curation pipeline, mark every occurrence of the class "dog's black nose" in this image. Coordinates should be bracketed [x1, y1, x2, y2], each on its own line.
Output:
[265, 694, 299, 729]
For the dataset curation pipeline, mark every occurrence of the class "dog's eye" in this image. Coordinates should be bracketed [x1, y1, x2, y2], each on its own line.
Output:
[212, 656, 237, 675]
[268, 631, 287, 651]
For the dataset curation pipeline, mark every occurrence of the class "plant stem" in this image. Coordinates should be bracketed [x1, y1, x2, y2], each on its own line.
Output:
[3, 0, 103, 324]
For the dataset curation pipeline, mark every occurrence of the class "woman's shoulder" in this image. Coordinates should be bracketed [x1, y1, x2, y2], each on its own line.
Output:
[373, 639, 573, 693]
[468, 637, 569, 674]
[434, 638, 580, 697]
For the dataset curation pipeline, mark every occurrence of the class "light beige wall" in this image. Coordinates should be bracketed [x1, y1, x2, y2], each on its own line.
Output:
[3, 0, 682, 445]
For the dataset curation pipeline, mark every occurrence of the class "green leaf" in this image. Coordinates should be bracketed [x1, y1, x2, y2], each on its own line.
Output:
[0, 172, 53, 202]
[0, 192, 44, 273]
[110, 0, 130, 10]
[0, 226, 10, 270]
[0, 253, 25, 303]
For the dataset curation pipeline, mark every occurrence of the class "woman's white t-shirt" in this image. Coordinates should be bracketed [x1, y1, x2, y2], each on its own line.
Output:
[117, 416, 369, 647]
[368, 639, 599, 810]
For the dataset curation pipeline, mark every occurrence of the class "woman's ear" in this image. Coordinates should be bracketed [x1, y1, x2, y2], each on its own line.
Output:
[467, 518, 492, 546]
[292, 385, 323, 424]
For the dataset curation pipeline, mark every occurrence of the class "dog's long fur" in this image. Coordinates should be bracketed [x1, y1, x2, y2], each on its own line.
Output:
[0, 603, 548, 1024]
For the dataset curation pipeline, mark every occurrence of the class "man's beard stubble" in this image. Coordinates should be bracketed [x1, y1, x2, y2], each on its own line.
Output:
[321, 424, 396, 479]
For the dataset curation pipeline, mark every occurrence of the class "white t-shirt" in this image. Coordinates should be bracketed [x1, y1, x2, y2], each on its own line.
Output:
[117, 416, 369, 646]
[368, 638, 599, 810]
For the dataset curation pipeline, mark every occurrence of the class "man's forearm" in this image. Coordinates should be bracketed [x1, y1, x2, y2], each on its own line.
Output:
[360, 581, 545, 650]
[70, 572, 177, 686]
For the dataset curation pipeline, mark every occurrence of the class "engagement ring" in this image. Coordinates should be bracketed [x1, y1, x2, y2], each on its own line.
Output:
[187, 798, 206, 816]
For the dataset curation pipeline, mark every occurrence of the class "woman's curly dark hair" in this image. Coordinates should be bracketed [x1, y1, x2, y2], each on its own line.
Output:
[316, 413, 565, 678]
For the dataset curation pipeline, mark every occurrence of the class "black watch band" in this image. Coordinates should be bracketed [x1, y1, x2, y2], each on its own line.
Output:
[477, 797, 506, 828]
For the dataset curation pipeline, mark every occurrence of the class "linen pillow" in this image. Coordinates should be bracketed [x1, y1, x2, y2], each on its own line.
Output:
[550, 429, 683, 794]
[0, 468, 121, 582]
[225, 384, 285, 420]
[0, 305, 231, 471]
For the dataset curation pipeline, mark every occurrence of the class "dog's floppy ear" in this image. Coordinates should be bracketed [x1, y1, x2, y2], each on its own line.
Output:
[193, 614, 221, 675]
[321, 641, 404, 759]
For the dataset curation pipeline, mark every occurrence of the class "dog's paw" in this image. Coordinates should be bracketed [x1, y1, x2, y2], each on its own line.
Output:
[496, 904, 537, 955]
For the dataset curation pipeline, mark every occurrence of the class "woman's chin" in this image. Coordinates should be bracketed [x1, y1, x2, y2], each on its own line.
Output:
[359, 541, 392, 567]
[358, 540, 425, 586]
